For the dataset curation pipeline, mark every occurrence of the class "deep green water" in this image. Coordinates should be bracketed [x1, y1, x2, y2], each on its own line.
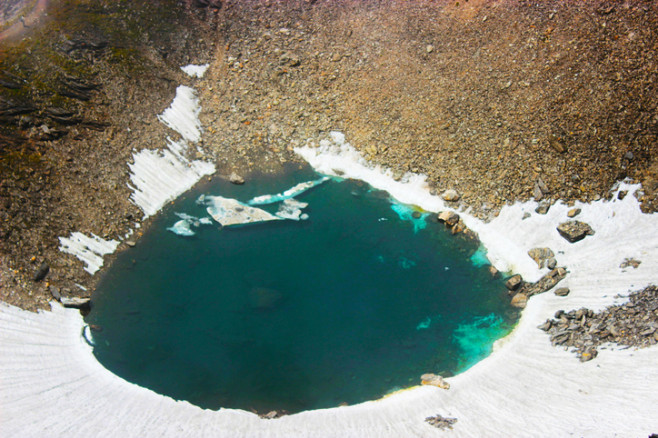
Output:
[86, 165, 518, 413]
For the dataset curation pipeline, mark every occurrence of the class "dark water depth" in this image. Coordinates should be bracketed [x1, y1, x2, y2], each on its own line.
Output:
[86, 166, 518, 413]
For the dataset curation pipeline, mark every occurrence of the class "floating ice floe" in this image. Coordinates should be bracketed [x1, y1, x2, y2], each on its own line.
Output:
[180, 64, 209, 78]
[58, 233, 120, 275]
[247, 177, 329, 205]
[276, 198, 309, 221]
[199, 195, 282, 227]
[167, 213, 214, 236]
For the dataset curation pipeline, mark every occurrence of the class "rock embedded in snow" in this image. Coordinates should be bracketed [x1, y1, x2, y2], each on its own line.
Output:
[567, 207, 581, 218]
[425, 415, 457, 430]
[554, 287, 570, 297]
[60, 297, 91, 309]
[527, 247, 555, 269]
[557, 220, 595, 243]
[420, 373, 450, 390]
[441, 189, 460, 202]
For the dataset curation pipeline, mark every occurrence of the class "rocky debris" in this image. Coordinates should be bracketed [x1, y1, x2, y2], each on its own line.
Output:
[259, 410, 287, 419]
[620, 258, 641, 269]
[510, 293, 528, 309]
[420, 373, 450, 390]
[228, 172, 245, 185]
[567, 208, 581, 218]
[505, 274, 523, 291]
[441, 189, 460, 202]
[540, 286, 658, 361]
[557, 221, 595, 243]
[518, 267, 567, 297]
[425, 415, 457, 430]
[32, 261, 50, 282]
[554, 287, 570, 297]
[527, 247, 556, 269]
[533, 177, 550, 201]
[437, 211, 460, 227]
[60, 296, 91, 309]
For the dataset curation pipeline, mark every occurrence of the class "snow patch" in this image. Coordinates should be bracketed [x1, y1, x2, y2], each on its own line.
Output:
[248, 177, 329, 205]
[58, 232, 120, 275]
[157, 85, 203, 143]
[181, 64, 209, 78]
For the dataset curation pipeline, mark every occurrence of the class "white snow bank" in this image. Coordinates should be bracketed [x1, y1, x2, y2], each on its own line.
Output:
[58, 232, 120, 275]
[157, 85, 203, 143]
[6, 131, 657, 437]
[129, 138, 215, 218]
[181, 64, 209, 78]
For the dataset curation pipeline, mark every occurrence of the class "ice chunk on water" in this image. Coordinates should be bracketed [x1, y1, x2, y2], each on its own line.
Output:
[199, 195, 281, 227]
[276, 198, 309, 221]
[248, 177, 329, 205]
[416, 317, 431, 330]
[167, 220, 195, 236]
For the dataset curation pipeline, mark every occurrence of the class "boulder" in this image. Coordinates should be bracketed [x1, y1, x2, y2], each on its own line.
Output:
[60, 297, 91, 309]
[535, 201, 550, 215]
[511, 293, 528, 308]
[527, 247, 555, 269]
[228, 172, 245, 185]
[554, 287, 570, 297]
[441, 189, 460, 202]
[437, 211, 460, 227]
[557, 221, 595, 243]
[420, 373, 450, 390]
[32, 261, 50, 282]
[519, 267, 567, 297]
[505, 274, 523, 291]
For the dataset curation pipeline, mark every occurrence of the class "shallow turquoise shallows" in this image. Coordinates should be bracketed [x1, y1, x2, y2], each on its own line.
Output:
[86, 165, 518, 413]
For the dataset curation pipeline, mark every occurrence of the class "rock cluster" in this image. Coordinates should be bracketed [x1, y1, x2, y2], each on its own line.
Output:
[539, 286, 658, 361]
[527, 247, 556, 269]
[425, 415, 458, 430]
[506, 268, 568, 308]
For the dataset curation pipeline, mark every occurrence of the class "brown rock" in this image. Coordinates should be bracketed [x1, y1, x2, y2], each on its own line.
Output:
[511, 293, 528, 308]
[420, 373, 450, 390]
[437, 211, 460, 227]
[557, 221, 595, 243]
[554, 287, 570, 296]
[442, 189, 460, 202]
[567, 208, 581, 218]
[505, 274, 523, 291]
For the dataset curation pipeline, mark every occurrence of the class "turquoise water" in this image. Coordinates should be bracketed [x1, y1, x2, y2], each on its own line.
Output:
[86, 165, 518, 413]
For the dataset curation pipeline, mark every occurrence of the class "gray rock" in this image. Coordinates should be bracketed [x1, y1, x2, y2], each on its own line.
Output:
[126, 240, 136, 247]
[425, 415, 458, 430]
[536, 177, 549, 194]
[420, 373, 450, 389]
[547, 257, 557, 269]
[229, 172, 245, 185]
[49, 285, 61, 301]
[505, 274, 523, 291]
[554, 287, 570, 297]
[535, 201, 550, 215]
[557, 220, 595, 243]
[532, 183, 543, 201]
[33, 261, 49, 282]
[426, 44, 434, 53]
[442, 189, 460, 202]
[60, 297, 91, 309]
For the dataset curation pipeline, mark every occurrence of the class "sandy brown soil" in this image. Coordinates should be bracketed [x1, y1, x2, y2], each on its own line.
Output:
[1, 0, 657, 310]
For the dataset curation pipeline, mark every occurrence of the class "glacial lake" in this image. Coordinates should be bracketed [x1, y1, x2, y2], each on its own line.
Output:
[85, 164, 518, 413]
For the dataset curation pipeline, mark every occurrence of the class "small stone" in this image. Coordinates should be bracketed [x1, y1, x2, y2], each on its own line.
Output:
[437, 211, 460, 227]
[426, 44, 434, 53]
[579, 347, 598, 362]
[547, 257, 557, 269]
[554, 287, 570, 297]
[229, 172, 245, 185]
[537, 320, 552, 331]
[488, 265, 499, 278]
[49, 285, 61, 301]
[557, 221, 595, 243]
[425, 415, 458, 430]
[126, 240, 136, 247]
[511, 293, 528, 308]
[567, 208, 581, 218]
[505, 274, 523, 291]
[442, 189, 460, 202]
[535, 202, 550, 215]
[548, 135, 567, 153]
[420, 373, 450, 390]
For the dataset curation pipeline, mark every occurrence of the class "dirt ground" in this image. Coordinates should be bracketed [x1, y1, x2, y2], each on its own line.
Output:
[1, 0, 657, 310]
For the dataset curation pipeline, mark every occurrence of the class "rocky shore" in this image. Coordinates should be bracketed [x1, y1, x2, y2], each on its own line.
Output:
[1, 0, 657, 316]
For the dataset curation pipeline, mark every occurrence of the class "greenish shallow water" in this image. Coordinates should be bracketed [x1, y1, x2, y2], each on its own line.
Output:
[86, 165, 518, 413]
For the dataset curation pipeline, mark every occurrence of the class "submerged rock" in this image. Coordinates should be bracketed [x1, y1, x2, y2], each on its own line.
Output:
[557, 220, 595, 243]
[248, 287, 284, 310]
[510, 293, 528, 308]
[228, 172, 245, 185]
